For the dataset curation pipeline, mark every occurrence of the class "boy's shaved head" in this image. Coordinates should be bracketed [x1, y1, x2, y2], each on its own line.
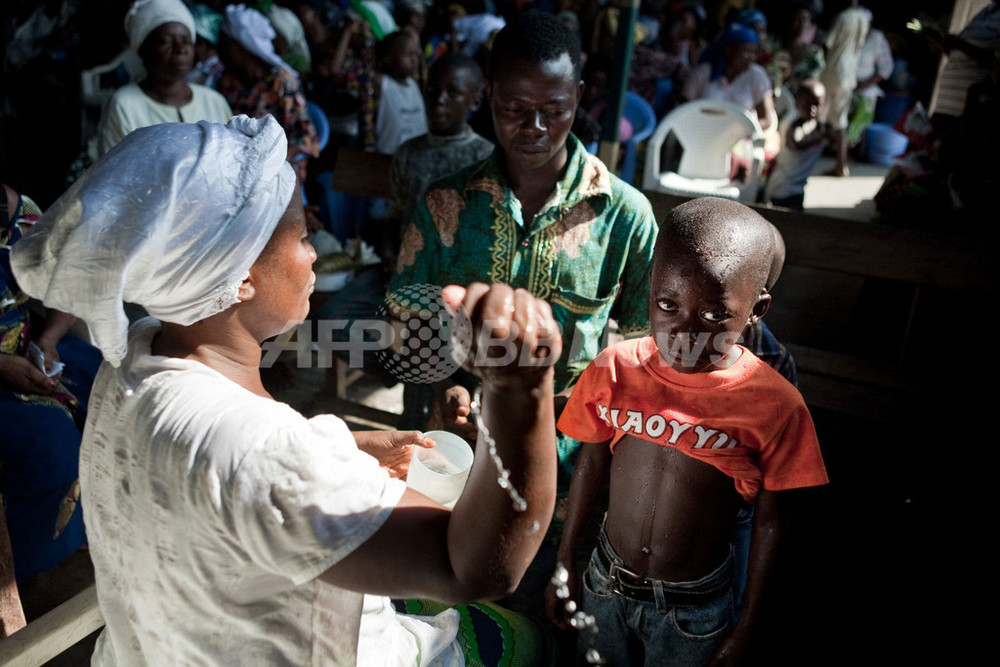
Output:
[429, 52, 483, 88]
[655, 197, 775, 293]
[797, 77, 826, 102]
[767, 223, 786, 291]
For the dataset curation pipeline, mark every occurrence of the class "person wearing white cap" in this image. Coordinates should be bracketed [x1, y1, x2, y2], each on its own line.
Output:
[255, 0, 314, 74]
[96, 0, 234, 157]
[817, 3, 869, 177]
[11, 115, 558, 665]
[217, 4, 320, 164]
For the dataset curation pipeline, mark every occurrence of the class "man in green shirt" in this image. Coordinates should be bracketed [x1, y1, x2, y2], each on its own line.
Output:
[387, 11, 657, 490]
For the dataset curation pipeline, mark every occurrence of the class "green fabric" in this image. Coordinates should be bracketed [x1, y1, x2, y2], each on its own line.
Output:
[847, 93, 878, 147]
[388, 134, 657, 490]
[351, 0, 387, 40]
[388, 134, 657, 394]
[394, 598, 557, 666]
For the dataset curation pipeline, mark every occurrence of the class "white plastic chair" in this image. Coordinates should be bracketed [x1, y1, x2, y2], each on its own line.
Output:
[79, 49, 145, 155]
[80, 49, 145, 107]
[641, 99, 766, 202]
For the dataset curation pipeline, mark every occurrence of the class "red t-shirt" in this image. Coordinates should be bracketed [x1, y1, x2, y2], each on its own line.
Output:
[558, 337, 829, 501]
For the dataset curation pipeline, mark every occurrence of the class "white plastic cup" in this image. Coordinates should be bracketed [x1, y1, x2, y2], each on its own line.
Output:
[406, 430, 474, 508]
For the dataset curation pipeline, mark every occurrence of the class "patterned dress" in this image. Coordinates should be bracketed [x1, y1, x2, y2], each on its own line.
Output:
[220, 66, 320, 158]
[1, 194, 102, 582]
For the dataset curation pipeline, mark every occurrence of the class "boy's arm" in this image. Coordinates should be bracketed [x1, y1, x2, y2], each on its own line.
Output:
[330, 19, 362, 75]
[545, 438, 613, 629]
[788, 119, 826, 151]
[709, 489, 786, 666]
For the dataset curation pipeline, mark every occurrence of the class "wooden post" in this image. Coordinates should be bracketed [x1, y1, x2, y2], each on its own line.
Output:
[0, 501, 27, 638]
[598, 0, 640, 171]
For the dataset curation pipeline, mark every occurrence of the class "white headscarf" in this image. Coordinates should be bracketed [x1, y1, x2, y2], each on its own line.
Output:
[10, 115, 296, 367]
[125, 0, 197, 51]
[823, 7, 870, 82]
[221, 4, 297, 76]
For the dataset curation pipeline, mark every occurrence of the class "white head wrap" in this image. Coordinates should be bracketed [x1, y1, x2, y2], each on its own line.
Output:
[221, 4, 297, 76]
[10, 115, 296, 367]
[125, 0, 197, 51]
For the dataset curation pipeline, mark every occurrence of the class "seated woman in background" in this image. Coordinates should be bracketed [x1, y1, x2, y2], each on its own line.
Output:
[217, 3, 320, 165]
[0, 182, 102, 583]
[682, 21, 777, 134]
[97, 0, 233, 157]
[681, 20, 780, 172]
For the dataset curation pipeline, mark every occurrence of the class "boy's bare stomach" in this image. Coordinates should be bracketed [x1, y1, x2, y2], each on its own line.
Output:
[604, 434, 744, 582]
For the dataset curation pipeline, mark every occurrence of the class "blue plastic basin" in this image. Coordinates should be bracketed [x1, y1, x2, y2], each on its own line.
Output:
[866, 122, 908, 165]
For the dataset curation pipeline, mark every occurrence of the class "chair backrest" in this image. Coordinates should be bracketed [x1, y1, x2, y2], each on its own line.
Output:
[306, 100, 330, 153]
[80, 49, 145, 107]
[622, 91, 657, 143]
[642, 99, 764, 190]
[615, 91, 658, 184]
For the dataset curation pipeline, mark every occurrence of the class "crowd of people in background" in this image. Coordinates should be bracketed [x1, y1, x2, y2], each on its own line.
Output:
[3, 0, 992, 221]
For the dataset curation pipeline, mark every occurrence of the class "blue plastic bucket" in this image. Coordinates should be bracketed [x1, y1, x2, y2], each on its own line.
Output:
[866, 122, 908, 165]
[875, 93, 913, 125]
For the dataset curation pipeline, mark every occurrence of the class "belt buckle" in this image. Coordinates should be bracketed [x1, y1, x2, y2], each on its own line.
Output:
[607, 561, 644, 590]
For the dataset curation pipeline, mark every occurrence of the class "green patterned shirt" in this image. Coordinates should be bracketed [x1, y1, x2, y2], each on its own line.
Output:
[389, 134, 658, 394]
[388, 135, 657, 486]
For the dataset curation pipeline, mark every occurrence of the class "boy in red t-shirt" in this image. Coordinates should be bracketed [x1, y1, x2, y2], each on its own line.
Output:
[545, 196, 828, 665]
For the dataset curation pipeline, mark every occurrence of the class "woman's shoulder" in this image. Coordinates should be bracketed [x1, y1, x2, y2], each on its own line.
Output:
[189, 82, 228, 101]
[119, 321, 302, 425]
[188, 83, 235, 120]
[122, 357, 355, 471]
[745, 62, 772, 83]
[106, 82, 147, 108]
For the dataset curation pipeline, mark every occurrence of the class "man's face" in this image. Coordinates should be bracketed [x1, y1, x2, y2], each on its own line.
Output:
[487, 54, 582, 175]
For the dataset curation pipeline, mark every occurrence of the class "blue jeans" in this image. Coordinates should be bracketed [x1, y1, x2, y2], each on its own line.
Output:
[580, 526, 734, 666]
[732, 500, 754, 625]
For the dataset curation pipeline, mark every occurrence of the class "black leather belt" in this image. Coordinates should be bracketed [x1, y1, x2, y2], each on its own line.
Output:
[596, 536, 733, 606]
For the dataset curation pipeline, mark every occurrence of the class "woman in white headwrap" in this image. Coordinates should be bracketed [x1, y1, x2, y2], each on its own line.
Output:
[96, 0, 234, 157]
[217, 3, 320, 163]
[818, 4, 870, 177]
[11, 115, 558, 665]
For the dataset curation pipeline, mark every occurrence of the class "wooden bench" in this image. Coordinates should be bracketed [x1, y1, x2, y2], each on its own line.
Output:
[0, 585, 102, 667]
[1, 504, 103, 666]
[644, 190, 991, 422]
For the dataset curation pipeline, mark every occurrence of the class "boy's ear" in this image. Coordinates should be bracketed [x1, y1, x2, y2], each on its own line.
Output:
[484, 79, 492, 105]
[747, 290, 771, 325]
[469, 86, 483, 112]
